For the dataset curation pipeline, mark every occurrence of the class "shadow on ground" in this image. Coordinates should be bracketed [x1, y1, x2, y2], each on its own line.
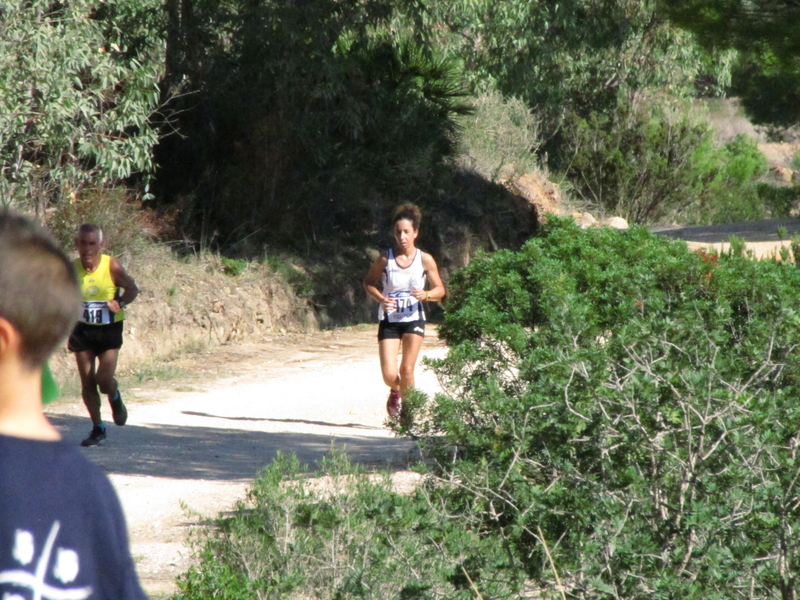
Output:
[180, 410, 383, 430]
[49, 413, 413, 481]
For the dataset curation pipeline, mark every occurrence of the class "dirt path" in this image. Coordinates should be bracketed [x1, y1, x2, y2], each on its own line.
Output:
[46, 325, 447, 598]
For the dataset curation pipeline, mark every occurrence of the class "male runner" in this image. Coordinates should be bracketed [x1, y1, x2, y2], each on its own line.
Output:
[69, 224, 139, 446]
[0, 211, 146, 599]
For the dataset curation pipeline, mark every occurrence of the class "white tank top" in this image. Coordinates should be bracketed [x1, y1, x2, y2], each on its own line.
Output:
[379, 249, 427, 322]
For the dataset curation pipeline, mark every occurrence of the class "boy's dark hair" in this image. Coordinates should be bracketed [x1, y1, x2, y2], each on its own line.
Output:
[0, 211, 81, 367]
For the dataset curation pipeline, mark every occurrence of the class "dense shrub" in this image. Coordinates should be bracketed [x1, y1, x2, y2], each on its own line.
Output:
[176, 219, 800, 598]
[403, 218, 800, 598]
[686, 134, 770, 224]
[173, 451, 529, 600]
[563, 103, 712, 223]
[565, 103, 774, 225]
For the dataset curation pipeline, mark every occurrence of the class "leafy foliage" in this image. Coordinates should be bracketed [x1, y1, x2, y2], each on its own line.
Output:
[730, 58, 800, 130]
[0, 0, 163, 211]
[564, 102, 774, 225]
[426, 0, 733, 143]
[173, 450, 529, 600]
[660, 0, 800, 128]
[401, 218, 800, 598]
[685, 133, 771, 224]
[154, 0, 472, 249]
[562, 102, 710, 223]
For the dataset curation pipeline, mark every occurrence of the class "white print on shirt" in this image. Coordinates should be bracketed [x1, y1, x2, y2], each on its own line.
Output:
[0, 521, 93, 599]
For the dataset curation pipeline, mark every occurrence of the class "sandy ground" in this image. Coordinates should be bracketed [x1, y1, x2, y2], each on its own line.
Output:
[46, 326, 447, 598]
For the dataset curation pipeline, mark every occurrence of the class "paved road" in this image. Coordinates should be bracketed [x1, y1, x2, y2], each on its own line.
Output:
[653, 217, 800, 259]
[653, 217, 800, 244]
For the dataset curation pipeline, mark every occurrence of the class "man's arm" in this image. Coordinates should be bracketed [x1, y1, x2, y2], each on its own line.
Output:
[109, 258, 138, 313]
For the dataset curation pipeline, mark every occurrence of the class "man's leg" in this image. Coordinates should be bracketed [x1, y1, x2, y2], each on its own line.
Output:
[75, 350, 101, 425]
[95, 348, 126, 426]
[94, 348, 120, 399]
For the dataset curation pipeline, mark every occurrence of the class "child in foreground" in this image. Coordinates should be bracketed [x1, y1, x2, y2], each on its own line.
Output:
[0, 211, 146, 599]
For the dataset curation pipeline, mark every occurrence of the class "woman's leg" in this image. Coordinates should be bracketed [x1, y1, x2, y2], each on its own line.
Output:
[379, 338, 402, 390]
[398, 332, 425, 395]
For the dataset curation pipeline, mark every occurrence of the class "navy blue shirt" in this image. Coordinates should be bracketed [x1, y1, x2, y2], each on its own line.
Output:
[0, 433, 146, 599]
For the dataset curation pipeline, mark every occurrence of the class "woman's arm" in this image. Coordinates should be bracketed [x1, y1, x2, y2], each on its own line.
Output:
[363, 254, 396, 312]
[413, 253, 445, 302]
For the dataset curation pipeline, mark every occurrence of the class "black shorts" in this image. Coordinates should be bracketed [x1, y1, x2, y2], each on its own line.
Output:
[378, 319, 425, 341]
[68, 321, 124, 355]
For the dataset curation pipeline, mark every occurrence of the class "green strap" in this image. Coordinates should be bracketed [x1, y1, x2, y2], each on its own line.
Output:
[41, 363, 59, 404]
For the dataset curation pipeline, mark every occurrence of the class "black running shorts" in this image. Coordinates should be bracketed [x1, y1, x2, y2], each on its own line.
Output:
[378, 319, 425, 340]
[68, 321, 124, 354]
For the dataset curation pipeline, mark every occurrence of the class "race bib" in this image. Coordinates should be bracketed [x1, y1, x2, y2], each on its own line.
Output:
[387, 290, 420, 323]
[81, 301, 112, 325]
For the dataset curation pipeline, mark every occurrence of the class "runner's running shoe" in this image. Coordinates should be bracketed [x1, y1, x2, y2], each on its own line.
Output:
[386, 390, 402, 416]
[81, 424, 107, 447]
[110, 391, 128, 426]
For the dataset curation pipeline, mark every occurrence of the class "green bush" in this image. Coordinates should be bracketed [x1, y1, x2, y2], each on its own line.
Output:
[565, 104, 773, 226]
[0, 0, 162, 212]
[176, 219, 800, 598]
[562, 103, 711, 224]
[687, 134, 770, 224]
[172, 450, 528, 600]
[219, 257, 247, 277]
[758, 183, 800, 219]
[401, 217, 800, 598]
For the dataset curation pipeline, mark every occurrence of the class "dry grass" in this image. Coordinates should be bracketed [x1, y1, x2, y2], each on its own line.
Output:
[700, 98, 766, 145]
[50, 244, 317, 387]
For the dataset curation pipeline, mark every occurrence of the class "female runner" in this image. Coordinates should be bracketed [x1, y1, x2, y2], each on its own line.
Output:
[363, 204, 445, 416]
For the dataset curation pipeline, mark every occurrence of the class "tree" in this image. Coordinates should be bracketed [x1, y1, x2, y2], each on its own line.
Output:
[425, 0, 733, 142]
[0, 0, 164, 212]
[152, 0, 472, 247]
[660, 0, 800, 127]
